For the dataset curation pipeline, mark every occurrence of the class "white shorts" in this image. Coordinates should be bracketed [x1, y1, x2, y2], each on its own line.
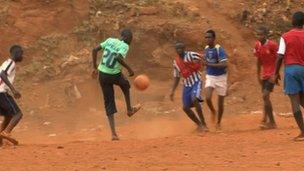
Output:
[205, 74, 228, 96]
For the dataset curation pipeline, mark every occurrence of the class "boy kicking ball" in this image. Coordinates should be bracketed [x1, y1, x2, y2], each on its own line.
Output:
[0, 45, 24, 146]
[92, 29, 141, 141]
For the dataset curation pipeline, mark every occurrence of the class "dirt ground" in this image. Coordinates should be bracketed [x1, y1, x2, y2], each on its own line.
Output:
[0, 0, 304, 170]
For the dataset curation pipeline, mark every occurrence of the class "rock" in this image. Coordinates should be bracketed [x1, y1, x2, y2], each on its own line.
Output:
[250, 111, 263, 115]
[232, 48, 238, 55]
[114, 21, 120, 31]
[277, 112, 293, 118]
[43, 121, 51, 126]
[61, 55, 80, 68]
[48, 133, 57, 137]
[241, 10, 250, 22]
[30, 110, 35, 115]
[95, 11, 102, 17]
[64, 83, 82, 100]
[73, 85, 82, 99]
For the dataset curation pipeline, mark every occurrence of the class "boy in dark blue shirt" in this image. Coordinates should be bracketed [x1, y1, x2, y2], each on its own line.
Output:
[204, 30, 228, 130]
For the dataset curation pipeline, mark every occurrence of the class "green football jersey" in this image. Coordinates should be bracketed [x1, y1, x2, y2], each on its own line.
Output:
[98, 38, 129, 75]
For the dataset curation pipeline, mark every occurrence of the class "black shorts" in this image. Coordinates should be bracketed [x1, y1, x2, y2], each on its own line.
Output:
[262, 79, 275, 92]
[0, 92, 21, 117]
[99, 72, 130, 116]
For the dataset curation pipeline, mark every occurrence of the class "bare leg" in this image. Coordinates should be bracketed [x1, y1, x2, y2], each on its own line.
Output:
[118, 79, 132, 112]
[299, 92, 304, 108]
[117, 76, 141, 117]
[183, 107, 202, 127]
[1, 116, 12, 132]
[217, 95, 225, 128]
[0, 113, 21, 145]
[3, 112, 22, 133]
[260, 90, 276, 129]
[193, 99, 207, 126]
[100, 76, 119, 140]
[107, 114, 119, 141]
[288, 94, 304, 140]
[0, 116, 12, 146]
[206, 87, 216, 123]
[261, 112, 268, 124]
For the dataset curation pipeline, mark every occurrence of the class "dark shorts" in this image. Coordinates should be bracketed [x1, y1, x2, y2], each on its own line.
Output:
[0, 92, 21, 117]
[99, 72, 130, 116]
[284, 65, 304, 95]
[262, 79, 275, 92]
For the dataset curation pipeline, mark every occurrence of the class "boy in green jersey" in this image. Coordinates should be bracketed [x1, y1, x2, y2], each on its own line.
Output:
[92, 29, 141, 141]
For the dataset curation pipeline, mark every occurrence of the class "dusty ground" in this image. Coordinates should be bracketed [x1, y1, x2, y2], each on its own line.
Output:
[0, 0, 303, 170]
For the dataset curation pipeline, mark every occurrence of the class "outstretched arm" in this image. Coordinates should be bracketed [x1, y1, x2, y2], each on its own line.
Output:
[0, 71, 20, 98]
[116, 55, 134, 77]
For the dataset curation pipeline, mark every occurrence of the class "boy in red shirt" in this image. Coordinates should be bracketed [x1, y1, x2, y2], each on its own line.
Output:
[254, 26, 278, 129]
[274, 11, 304, 141]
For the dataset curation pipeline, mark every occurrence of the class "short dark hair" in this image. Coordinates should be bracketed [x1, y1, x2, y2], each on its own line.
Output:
[292, 11, 304, 27]
[10, 45, 22, 54]
[121, 28, 132, 38]
[175, 41, 185, 48]
[206, 29, 216, 38]
[257, 26, 269, 35]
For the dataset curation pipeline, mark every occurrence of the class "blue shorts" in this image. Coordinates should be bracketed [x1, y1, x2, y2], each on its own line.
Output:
[284, 65, 304, 95]
[182, 81, 203, 108]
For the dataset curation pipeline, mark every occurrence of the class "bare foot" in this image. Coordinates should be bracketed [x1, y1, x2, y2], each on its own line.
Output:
[261, 117, 267, 125]
[0, 132, 18, 145]
[196, 125, 209, 133]
[293, 133, 304, 142]
[111, 135, 120, 141]
[260, 123, 277, 130]
[215, 123, 222, 131]
[127, 104, 141, 117]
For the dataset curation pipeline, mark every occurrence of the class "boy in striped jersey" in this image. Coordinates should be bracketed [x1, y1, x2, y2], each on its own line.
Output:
[170, 42, 208, 132]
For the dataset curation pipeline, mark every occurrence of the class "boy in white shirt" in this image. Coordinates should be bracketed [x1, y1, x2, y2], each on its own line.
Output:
[0, 45, 23, 146]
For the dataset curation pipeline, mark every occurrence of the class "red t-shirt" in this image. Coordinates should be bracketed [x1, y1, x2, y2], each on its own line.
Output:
[254, 40, 278, 79]
[282, 29, 304, 65]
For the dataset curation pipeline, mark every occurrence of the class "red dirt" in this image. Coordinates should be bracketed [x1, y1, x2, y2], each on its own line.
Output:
[0, 0, 303, 170]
